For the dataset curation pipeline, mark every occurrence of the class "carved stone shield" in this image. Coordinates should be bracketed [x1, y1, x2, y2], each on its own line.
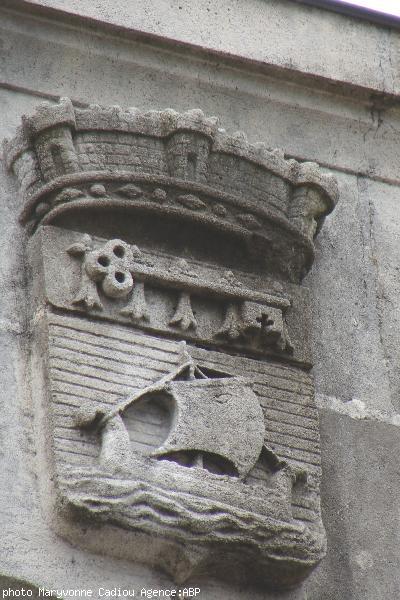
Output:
[4, 99, 338, 589]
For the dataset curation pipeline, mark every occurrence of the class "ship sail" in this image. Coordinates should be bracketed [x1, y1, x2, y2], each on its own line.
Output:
[154, 376, 265, 478]
[99, 356, 266, 479]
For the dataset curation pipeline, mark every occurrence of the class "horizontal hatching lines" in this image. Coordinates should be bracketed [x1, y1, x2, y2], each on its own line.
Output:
[194, 357, 314, 396]
[124, 400, 169, 428]
[54, 423, 100, 462]
[256, 380, 314, 398]
[54, 448, 97, 467]
[265, 419, 320, 443]
[255, 384, 315, 406]
[50, 339, 171, 374]
[208, 354, 313, 390]
[48, 314, 181, 355]
[125, 420, 168, 445]
[292, 496, 320, 522]
[261, 397, 318, 420]
[50, 339, 176, 376]
[51, 378, 123, 403]
[49, 330, 178, 369]
[49, 357, 156, 392]
[246, 463, 269, 484]
[264, 429, 320, 455]
[292, 495, 319, 511]
[48, 324, 180, 403]
[265, 408, 318, 431]
[268, 443, 321, 468]
[50, 369, 132, 397]
[54, 437, 98, 458]
[191, 348, 313, 386]
[128, 439, 156, 455]
[52, 397, 83, 411]
[55, 404, 169, 427]
[53, 403, 169, 432]
[124, 397, 171, 453]
[54, 424, 161, 459]
[47, 314, 321, 470]
[54, 426, 98, 447]
[51, 389, 118, 410]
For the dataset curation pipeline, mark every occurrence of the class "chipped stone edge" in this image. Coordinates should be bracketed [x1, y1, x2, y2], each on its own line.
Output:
[316, 393, 400, 427]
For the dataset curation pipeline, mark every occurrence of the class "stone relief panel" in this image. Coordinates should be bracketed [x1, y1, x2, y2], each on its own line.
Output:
[4, 99, 338, 590]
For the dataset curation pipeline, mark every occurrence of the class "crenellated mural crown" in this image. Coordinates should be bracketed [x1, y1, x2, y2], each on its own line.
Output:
[4, 97, 338, 282]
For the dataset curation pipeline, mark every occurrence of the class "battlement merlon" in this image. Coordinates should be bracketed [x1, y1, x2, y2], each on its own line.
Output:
[4, 97, 338, 201]
[3, 99, 339, 282]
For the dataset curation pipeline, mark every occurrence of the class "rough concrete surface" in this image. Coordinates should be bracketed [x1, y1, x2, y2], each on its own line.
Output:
[308, 410, 400, 600]
[10, 0, 400, 95]
[309, 171, 394, 413]
[360, 177, 400, 413]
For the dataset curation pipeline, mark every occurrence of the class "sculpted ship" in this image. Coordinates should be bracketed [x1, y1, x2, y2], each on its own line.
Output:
[87, 355, 265, 477]
[4, 99, 338, 589]
[63, 349, 324, 587]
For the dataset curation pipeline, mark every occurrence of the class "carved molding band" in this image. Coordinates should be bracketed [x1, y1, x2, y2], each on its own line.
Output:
[31, 226, 309, 364]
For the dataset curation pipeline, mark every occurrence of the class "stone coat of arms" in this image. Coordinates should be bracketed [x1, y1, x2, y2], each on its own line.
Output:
[4, 99, 338, 589]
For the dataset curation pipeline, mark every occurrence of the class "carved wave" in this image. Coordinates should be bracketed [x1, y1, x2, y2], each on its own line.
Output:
[60, 470, 326, 568]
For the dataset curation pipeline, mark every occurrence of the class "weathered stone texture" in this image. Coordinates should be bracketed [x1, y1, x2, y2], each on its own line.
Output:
[1, 92, 335, 588]
[309, 172, 394, 413]
[308, 410, 400, 600]
[11, 0, 400, 95]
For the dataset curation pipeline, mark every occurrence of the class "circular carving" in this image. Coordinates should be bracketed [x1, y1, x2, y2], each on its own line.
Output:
[102, 266, 133, 298]
[90, 183, 107, 197]
[85, 239, 135, 297]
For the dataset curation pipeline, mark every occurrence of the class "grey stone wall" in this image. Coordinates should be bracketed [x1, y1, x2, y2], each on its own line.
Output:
[1, 1, 400, 599]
